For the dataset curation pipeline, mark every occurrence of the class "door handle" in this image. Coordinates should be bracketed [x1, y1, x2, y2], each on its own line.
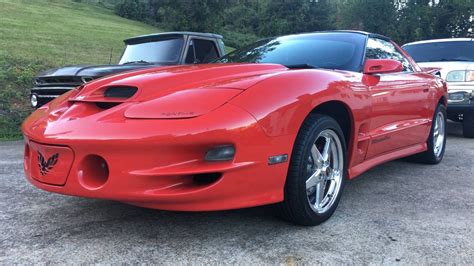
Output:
[423, 86, 429, 93]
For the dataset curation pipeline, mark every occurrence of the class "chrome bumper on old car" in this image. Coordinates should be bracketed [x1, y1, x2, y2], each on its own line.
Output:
[447, 84, 474, 116]
[448, 91, 472, 105]
[30, 86, 76, 107]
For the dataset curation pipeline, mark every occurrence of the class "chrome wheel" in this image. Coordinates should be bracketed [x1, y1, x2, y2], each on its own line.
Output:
[433, 111, 445, 158]
[305, 129, 344, 214]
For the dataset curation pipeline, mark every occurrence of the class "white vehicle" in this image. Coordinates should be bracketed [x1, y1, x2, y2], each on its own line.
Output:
[403, 38, 474, 138]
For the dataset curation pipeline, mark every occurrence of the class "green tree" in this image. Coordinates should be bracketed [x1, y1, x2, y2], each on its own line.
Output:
[154, 0, 226, 32]
[397, 0, 473, 44]
[335, 0, 398, 39]
[433, 0, 473, 39]
[115, 0, 148, 22]
[258, 0, 335, 36]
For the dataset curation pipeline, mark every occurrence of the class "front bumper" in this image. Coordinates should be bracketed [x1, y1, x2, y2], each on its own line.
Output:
[22, 103, 294, 211]
[30, 87, 76, 107]
[447, 84, 474, 116]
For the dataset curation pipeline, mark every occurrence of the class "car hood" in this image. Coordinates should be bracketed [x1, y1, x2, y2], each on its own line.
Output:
[31, 63, 289, 122]
[37, 63, 166, 78]
[71, 63, 288, 103]
[417, 61, 474, 80]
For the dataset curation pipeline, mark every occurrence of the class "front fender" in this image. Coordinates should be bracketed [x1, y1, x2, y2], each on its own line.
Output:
[230, 69, 361, 137]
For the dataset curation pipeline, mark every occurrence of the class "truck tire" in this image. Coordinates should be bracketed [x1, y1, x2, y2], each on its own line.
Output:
[463, 112, 474, 138]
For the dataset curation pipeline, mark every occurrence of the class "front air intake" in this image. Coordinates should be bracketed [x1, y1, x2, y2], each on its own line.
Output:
[104, 86, 138, 99]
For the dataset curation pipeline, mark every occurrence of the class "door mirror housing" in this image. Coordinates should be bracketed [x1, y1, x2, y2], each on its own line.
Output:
[363, 59, 403, 74]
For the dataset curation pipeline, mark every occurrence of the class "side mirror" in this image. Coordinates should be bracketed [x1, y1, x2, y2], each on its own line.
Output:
[363, 59, 403, 74]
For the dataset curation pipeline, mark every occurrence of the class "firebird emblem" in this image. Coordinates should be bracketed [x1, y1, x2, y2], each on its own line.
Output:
[37, 152, 59, 176]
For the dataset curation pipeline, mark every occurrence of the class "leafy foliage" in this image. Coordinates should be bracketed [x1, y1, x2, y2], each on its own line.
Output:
[0, 55, 48, 139]
[115, 0, 473, 47]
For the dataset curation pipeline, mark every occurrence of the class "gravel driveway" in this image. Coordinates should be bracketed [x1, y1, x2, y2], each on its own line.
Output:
[1, 122, 473, 264]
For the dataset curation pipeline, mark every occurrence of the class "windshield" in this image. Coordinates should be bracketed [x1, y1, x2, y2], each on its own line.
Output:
[403, 41, 474, 62]
[119, 37, 184, 64]
[216, 32, 367, 72]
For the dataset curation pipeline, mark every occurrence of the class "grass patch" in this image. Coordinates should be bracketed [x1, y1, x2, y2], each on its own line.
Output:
[0, 0, 160, 65]
[0, 0, 161, 139]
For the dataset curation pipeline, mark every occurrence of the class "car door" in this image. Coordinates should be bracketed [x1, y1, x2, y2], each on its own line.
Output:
[365, 37, 432, 159]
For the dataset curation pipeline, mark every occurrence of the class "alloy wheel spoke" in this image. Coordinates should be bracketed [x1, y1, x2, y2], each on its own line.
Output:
[314, 182, 322, 207]
[306, 170, 322, 189]
[319, 192, 332, 207]
[322, 137, 331, 162]
[310, 144, 323, 168]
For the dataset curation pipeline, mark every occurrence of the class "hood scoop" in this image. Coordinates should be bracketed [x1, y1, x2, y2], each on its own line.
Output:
[104, 86, 138, 99]
[70, 86, 138, 103]
[69, 85, 139, 110]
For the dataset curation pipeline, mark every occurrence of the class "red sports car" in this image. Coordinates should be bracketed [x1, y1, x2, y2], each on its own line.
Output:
[22, 31, 447, 225]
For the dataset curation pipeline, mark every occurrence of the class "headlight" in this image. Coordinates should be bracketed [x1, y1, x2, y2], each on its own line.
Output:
[446, 70, 474, 82]
[30, 94, 38, 107]
[205, 145, 235, 161]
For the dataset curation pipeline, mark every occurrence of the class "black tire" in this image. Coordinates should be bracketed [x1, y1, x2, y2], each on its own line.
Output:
[462, 112, 474, 138]
[277, 114, 347, 226]
[413, 104, 447, 164]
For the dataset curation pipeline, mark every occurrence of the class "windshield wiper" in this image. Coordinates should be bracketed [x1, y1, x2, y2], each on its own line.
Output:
[284, 63, 319, 69]
[122, 60, 151, 65]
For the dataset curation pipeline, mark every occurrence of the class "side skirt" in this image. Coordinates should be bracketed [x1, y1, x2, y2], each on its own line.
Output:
[348, 143, 427, 179]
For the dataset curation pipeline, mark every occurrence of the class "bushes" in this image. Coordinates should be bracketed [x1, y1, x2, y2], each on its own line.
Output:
[220, 30, 259, 49]
[0, 55, 51, 139]
[115, 0, 148, 22]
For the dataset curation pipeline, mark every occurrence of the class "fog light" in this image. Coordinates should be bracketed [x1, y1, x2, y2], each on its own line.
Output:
[205, 145, 235, 161]
[78, 155, 109, 189]
[30, 94, 38, 108]
[268, 154, 288, 165]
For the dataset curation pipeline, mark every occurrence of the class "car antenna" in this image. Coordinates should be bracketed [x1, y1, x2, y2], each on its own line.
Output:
[108, 48, 113, 65]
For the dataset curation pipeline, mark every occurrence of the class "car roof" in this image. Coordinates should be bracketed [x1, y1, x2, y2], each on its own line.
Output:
[403, 38, 474, 46]
[277, 30, 392, 42]
[124, 31, 223, 44]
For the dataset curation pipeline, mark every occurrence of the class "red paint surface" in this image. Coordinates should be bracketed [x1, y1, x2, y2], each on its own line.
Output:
[22, 58, 447, 211]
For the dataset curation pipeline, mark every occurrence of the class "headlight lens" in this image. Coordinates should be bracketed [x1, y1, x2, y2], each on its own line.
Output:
[205, 145, 235, 161]
[446, 70, 466, 82]
[446, 70, 474, 82]
[30, 94, 38, 107]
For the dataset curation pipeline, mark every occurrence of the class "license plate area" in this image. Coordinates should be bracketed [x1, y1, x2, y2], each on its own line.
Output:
[26, 141, 74, 186]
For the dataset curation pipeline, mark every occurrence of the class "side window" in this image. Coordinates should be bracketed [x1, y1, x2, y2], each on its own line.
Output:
[192, 39, 219, 63]
[366, 38, 414, 72]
